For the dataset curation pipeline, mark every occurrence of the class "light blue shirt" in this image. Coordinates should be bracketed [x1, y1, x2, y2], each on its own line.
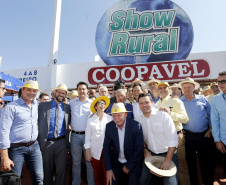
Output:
[116, 122, 127, 163]
[180, 94, 211, 133]
[211, 92, 226, 144]
[0, 97, 38, 149]
[48, 100, 65, 138]
[70, 98, 92, 131]
[150, 91, 160, 103]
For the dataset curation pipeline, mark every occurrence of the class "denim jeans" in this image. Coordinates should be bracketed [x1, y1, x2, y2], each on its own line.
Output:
[70, 133, 95, 185]
[8, 140, 44, 185]
[139, 151, 178, 185]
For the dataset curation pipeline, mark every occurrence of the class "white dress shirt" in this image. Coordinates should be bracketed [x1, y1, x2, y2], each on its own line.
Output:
[132, 101, 143, 121]
[117, 122, 127, 163]
[84, 113, 112, 160]
[136, 107, 178, 154]
[70, 98, 92, 131]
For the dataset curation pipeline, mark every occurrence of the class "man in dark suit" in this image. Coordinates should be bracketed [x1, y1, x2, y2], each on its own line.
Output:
[38, 83, 71, 185]
[103, 103, 144, 185]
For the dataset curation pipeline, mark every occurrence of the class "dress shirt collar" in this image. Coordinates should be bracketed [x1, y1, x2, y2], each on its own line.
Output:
[51, 99, 63, 107]
[75, 97, 91, 103]
[160, 95, 170, 102]
[181, 94, 201, 101]
[140, 107, 157, 118]
[18, 97, 36, 105]
[116, 120, 126, 129]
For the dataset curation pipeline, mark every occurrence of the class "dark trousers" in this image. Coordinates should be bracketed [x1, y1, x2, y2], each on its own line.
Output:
[184, 131, 215, 185]
[110, 161, 140, 185]
[42, 138, 68, 185]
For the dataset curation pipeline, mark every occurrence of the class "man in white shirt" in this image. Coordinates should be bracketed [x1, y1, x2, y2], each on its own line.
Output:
[137, 93, 178, 185]
[70, 82, 95, 185]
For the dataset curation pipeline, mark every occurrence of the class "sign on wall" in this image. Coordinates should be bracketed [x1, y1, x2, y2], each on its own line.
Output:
[88, 59, 210, 85]
[95, 0, 194, 65]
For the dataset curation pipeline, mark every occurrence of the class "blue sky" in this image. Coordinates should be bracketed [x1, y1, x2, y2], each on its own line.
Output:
[0, 0, 226, 71]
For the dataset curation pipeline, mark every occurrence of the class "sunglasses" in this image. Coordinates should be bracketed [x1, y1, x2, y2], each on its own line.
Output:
[0, 87, 6, 90]
[218, 80, 226, 84]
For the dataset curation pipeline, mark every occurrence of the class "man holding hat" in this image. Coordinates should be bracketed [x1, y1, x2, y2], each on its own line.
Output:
[156, 82, 190, 185]
[0, 80, 43, 184]
[207, 82, 221, 104]
[179, 77, 215, 185]
[137, 93, 178, 185]
[146, 78, 161, 103]
[37, 83, 71, 185]
[103, 103, 143, 185]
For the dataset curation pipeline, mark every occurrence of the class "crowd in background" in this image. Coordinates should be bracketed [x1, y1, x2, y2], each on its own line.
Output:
[0, 71, 226, 185]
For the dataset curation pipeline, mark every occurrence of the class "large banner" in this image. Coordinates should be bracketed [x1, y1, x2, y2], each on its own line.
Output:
[95, 0, 194, 66]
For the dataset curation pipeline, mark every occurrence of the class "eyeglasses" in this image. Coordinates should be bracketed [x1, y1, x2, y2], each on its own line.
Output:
[0, 87, 6, 90]
[56, 90, 66, 96]
[218, 80, 226, 84]
[97, 102, 106, 106]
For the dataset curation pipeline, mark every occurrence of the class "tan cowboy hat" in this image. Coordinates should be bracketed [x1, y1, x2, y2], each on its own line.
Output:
[51, 83, 68, 93]
[131, 78, 144, 86]
[146, 78, 161, 86]
[110, 103, 131, 114]
[71, 90, 78, 96]
[157, 82, 170, 88]
[178, 77, 200, 90]
[170, 83, 180, 88]
[17, 80, 39, 90]
[202, 85, 211, 92]
[145, 156, 177, 177]
[90, 96, 110, 113]
[210, 82, 218, 88]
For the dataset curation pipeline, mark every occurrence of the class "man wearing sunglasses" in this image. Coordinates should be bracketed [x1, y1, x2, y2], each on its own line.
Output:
[211, 71, 226, 173]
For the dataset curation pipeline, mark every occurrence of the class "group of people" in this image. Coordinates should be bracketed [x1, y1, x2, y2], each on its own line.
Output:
[0, 70, 225, 185]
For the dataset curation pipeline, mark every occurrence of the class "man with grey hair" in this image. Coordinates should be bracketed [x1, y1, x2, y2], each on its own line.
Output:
[99, 86, 109, 97]
[106, 89, 134, 119]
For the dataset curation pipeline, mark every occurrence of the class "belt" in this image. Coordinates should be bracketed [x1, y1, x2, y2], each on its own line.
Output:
[183, 129, 207, 135]
[72, 130, 85, 135]
[11, 140, 36, 147]
[47, 135, 65, 141]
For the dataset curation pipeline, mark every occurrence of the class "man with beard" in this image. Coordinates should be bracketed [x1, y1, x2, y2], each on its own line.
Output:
[38, 83, 71, 185]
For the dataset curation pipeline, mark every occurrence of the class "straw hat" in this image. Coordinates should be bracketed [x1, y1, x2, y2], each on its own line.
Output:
[18, 80, 39, 90]
[131, 78, 144, 86]
[90, 96, 110, 113]
[157, 82, 170, 88]
[210, 82, 218, 88]
[71, 90, 78, 96]
[178, 77, 200, 90]
[146, 78, 161, 86]
[145, 156, 177, 177]
[202, 85, 211, 92]
[170, 83, 180, 88]
[51, 83, 68, 93]
[110, 103, 131, 114]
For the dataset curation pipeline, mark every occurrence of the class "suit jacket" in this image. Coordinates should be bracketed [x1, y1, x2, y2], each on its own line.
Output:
[37, 101, 71, 151]
[103, 118, 144, 174]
